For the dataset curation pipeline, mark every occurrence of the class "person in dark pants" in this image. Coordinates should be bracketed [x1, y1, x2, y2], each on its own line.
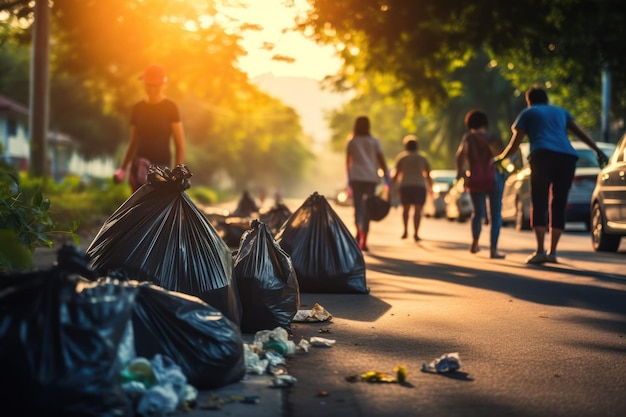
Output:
[391, 135, 433, 241]
[346, 116, 390, 252]
[456, 110, 506, 259]
[495, 86, 608, 264]
[115, 64, 186, 191]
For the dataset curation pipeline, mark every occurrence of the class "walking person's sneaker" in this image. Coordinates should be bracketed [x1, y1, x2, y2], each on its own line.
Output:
[545, 253, 558, 263]
[525, 251, 548, 264]
[490, 249, 506, 259]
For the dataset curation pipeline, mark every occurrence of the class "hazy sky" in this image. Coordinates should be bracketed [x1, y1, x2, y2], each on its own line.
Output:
[219, 0, 342, 80]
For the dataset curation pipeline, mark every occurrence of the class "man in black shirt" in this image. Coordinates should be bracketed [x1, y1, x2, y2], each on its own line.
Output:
[115, 64, 186, 191]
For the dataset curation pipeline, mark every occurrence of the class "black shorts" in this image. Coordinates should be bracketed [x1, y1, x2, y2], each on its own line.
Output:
[400, 185, 427, 205]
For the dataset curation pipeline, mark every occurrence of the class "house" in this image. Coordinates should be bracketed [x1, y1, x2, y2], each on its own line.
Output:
[0, 94, 114, 180]
[0, 94, 30, 172]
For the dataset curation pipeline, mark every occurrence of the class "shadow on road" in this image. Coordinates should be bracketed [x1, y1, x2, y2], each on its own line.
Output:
[365, 252, 626, 321]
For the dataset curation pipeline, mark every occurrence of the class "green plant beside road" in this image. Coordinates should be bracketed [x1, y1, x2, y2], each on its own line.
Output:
[1, 165, 226, 272]
[0, 166, 79, 271]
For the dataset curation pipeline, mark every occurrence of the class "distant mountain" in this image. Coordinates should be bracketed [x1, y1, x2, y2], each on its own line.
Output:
[251, 73, 351, 143]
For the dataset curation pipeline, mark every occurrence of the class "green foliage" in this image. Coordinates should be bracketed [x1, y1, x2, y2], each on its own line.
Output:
[186, 186, 218, 206]
[302, 0, 626, 123]
[0, 164, 79, 271]
[22, 175, 132, 233]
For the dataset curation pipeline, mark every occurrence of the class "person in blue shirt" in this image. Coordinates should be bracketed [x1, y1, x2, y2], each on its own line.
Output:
[495, 86, 608, 264]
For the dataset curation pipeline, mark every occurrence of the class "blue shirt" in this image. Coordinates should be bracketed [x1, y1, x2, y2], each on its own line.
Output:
[512, 103, 578, 158]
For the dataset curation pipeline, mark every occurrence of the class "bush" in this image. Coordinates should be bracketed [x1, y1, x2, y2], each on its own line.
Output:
[0, 165, 79, 271]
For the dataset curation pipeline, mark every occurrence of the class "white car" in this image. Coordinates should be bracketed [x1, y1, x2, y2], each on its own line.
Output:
[424, 169, 457, 218]
[591, 133, 626, 251]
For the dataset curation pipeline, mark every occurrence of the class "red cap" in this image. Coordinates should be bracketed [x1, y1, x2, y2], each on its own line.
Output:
[139, 64, 167, 85]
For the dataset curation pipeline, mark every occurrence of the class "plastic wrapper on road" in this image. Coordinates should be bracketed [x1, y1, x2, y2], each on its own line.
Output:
[275, 192, 368, 294]
[233, 219, 300, 333]
[0, 264, 138, 417]
[86, 165, 242, 325]
[130, 282, 246, 390]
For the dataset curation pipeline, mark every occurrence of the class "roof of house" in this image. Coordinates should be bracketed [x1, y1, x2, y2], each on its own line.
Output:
[0, 94, 29, 115]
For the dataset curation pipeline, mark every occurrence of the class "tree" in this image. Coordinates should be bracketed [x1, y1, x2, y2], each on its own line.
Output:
[299, 0, 626, 131]
[0, 0, 312, 191]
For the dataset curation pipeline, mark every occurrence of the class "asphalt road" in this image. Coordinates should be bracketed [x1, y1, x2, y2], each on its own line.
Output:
[29, 195, 626, 417]
[285, 199, 626, 417]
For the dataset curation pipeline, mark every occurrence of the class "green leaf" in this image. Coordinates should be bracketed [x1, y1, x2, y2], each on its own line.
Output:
[32, 189, 43, 207]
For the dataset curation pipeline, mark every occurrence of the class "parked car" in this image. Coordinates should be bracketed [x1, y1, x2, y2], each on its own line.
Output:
[445, 176, 473, 222]
[334, 187, 352, 206]
[424, 169, 457, 218]
[501, 141, 616, 231]
[590, 134, 626, 252]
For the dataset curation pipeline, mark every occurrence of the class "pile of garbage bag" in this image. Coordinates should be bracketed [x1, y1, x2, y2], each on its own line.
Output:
[233, 219, 300, 333]
[276, 192, 368, 294]
[130, 281, 245, 389]
[0, 256, 137, 416]
[86, 165, 242, 325]
[0, 245, 247, 416]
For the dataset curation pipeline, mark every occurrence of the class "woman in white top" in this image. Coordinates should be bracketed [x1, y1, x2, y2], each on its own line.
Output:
[346, 116, 390, 251]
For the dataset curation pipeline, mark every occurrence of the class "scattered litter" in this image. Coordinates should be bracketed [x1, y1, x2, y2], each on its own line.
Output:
[271, 374, 298, 388]
[310, 337, 336, 347]
[230, 394, 261, 404]
[136, 384, 179, 417]
[421, 352, 461, 373]
[253, 327, 297, 355]
[121, 354, 199, 415]
[243, 343, 269, 375]
[292, 303, 333, 322]
[360, 371, 397, 383]
[317, 390, 330, 397]
[264, 350, 287, 367]
[346, 365, 408, 384]
[318, 328, 332, 333]
[298, 338, 311, 352]
[199, 393, 261, 410]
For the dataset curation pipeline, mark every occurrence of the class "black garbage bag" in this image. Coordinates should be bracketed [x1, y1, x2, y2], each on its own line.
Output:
[130, 282, 245, 390]
[0, 250, 138, 417]
[86, 165, 241, 325]
[366, 194, 390, 221]
[233, 219, 300, 333]
[231, 190, 259, 217]
[215, 216, 251, 249]
[259, 202, 292, 234]
[275, 192, 368, 294]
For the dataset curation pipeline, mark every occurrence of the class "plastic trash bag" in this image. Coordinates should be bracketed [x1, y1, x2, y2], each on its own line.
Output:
[275, 192, 368, 294]
[130, 281, 245, 389]
[233, 219, 300, 333]
[259, 202, 292, 234]
[231, 190, 259, 217]
[86, 165, 241, 325]
[366, 193, 390, 221]
[215, 217, 251, 248]
[0, 254, 138, 417]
